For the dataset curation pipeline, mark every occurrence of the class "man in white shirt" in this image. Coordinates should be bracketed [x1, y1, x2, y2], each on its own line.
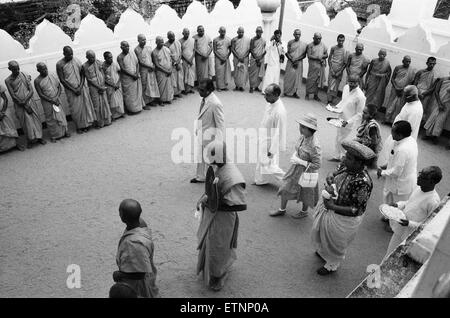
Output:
[384, 166, 442, 257]
[329, 75, 366, 161]
[393, 85, 423, 140]
[378, 120, 418, 213]
[254, 83, 287, 186]
[261, 30, 285, 93]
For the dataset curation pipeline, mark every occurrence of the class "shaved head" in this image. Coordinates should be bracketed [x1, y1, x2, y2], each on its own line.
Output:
[119, 199, 142, 224]
[137, 34, 146, 40]
[36, 62, 46, 70]
[86, 50, 95, 57]
[8, 60, 18, 68]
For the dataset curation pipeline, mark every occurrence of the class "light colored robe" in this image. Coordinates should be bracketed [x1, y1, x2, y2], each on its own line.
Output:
[232, 36, 251, 88]
[261, 40, 284, 92]
[152, 46, 174, 103]
[180, 37, 196, 88]
[57, 57, 96, 129]
[118, 51, 145, 113]
[213, 36, 232, 90]
[384, 65, 416, 123]
[249, 37, 266, 89]
[5, 72, 43, 141]
[135, 45, 160, 103]
[347, 53, 369, 83]
[327, 45, 348, 99]
[424, 78, 450, 137]
[103, 62, 125, 119]
[167, 40, 185, 95]
[83, 60, 112, 127]
[255, 99, 287, 185]
[365, 58, 391, 109]
[194, 34, 212, 81]
[284, 39, 307, 96]
[0, 84, 18, 152]
[306, 42, 328, 95]
[34, 73, 68, 139]
[415, 69, 436, 121]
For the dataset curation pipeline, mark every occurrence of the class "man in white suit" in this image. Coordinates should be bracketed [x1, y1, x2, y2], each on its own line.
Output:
[191, 78, 225, 183]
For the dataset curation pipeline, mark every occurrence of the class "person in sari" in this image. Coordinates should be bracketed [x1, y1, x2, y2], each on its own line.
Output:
[5, 61, 46, 148]
[312, 140, 374, 275]
[423, 73, 450, 146]
[284, 29, 308, 98]
[0, 84, 24, 152]
[196, 140, 247, 291]
[180, 28, 196, 94]
[117, 41, 145, 114]
[166, 31, 185, 98]
[135, 34, 160, 108]
[355, 104, 382, 168]
[56, 46, 96, 134]
[364, 49, 391, 110]
[231, 27, 251, 92]
[152, 36, 174, 105]
[114, 199, 159, 298]
[249, 26, 266, 93]
[346, 43, 369, 86]
[305, 33, 328, 102]
[34, 62, 70, 142]
[327, 34, 348, 106]
[384, 56, 416, 124]
[82, 50, 112, 128]
[261, 29, 284, 93]
[103, 52, 125, 120]
[414, 57, 437, 122]
[213, 27, 232, 91]
[275, 113, 321, 218]
[254, 84, 287, 185]
[194, 25, 213, 82]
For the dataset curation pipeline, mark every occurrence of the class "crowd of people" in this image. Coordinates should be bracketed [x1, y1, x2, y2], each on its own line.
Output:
[0, 24, 448, 298]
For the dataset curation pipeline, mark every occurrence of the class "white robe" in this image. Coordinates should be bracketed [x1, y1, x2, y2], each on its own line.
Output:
[394, 100, 423, 141]
[261, 40, 284, 92]
[255, 99, 287, 185]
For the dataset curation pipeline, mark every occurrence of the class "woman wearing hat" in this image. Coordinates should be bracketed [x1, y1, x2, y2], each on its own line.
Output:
[272, 113, 322, 218]
[311, 140, 374, 275]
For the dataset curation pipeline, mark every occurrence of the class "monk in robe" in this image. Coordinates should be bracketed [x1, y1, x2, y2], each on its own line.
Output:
[327, 34, 348, 105]
[213, 27, 232, 91]
[114, 199, 160, 298]
[364, 49, 391, 110]
[82, 50, 112, 128]
[414, 57, 437, 122]
[194, 25, 213, 82]
[231, 27, 251, 92]
[306, 33, 328, 101]
[249, 26, 266, 93]
[152, 36, 174, 105]
[166, 31, 185, 98]
[56, 46, 96, 134]
[423, 73, 450, 145]
[384, 56, 416, 124]
[117, 41, 145, 114]
[103, 52, 125, 120]
[196, 141, 247, 291]
[135, 34, 160, 108]
[5, 61, 46, 148]
[346, 43, 369, 86]
[180, 28, 196, 94]
[284, 29, 307, 98]
[0, 84, 24, 152]
[261, 29, 284, 93]
[34, 62, 70, 142]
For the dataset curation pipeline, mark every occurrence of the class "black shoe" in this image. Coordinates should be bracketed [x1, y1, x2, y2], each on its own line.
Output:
[317, 266, 335, 276]
[315, 251, 325, 261]
[190, 178, 204, 184]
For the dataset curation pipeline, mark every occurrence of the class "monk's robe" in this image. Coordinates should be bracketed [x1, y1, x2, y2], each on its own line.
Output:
[194, 34, 212, 81]
[57, 57, 96, 129]
[365, 58, 391, 109]
[83, 60, 112, 127]
[5, 72, 43, 141]
[424, 78, 450, 137]
[415, 68, 436, 121]
[116, 226, 160, 298]
[384, 66, 416, 123]
[0, 84, 19, 152]
[134, 45, 160, 104]
[213, 36, 232, 90]
[152, 46, 174, 102]
[232, 36, 251, 89]
[180, 37, 196, 88]
[284, 39, 307, 96]
[327, 45, 348, 100]
[167, 41, 185, 95]
[306, 42, 328, 95]
[249, 37, 266, 89]
[197, 163, 247, 287]
[34, 74, 68, 139]
[347, 53, 369, 84]
[103, 62, 125, 119]
[118, 52, 145, 113]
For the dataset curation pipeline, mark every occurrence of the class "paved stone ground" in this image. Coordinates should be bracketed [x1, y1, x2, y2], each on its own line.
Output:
[1, 86, 449, 298]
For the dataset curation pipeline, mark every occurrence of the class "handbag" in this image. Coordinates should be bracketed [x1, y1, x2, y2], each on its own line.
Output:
[298, 163, 318, 188]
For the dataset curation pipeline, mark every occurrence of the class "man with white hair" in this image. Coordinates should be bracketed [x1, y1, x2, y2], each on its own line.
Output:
[394, 85, 423, 140]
